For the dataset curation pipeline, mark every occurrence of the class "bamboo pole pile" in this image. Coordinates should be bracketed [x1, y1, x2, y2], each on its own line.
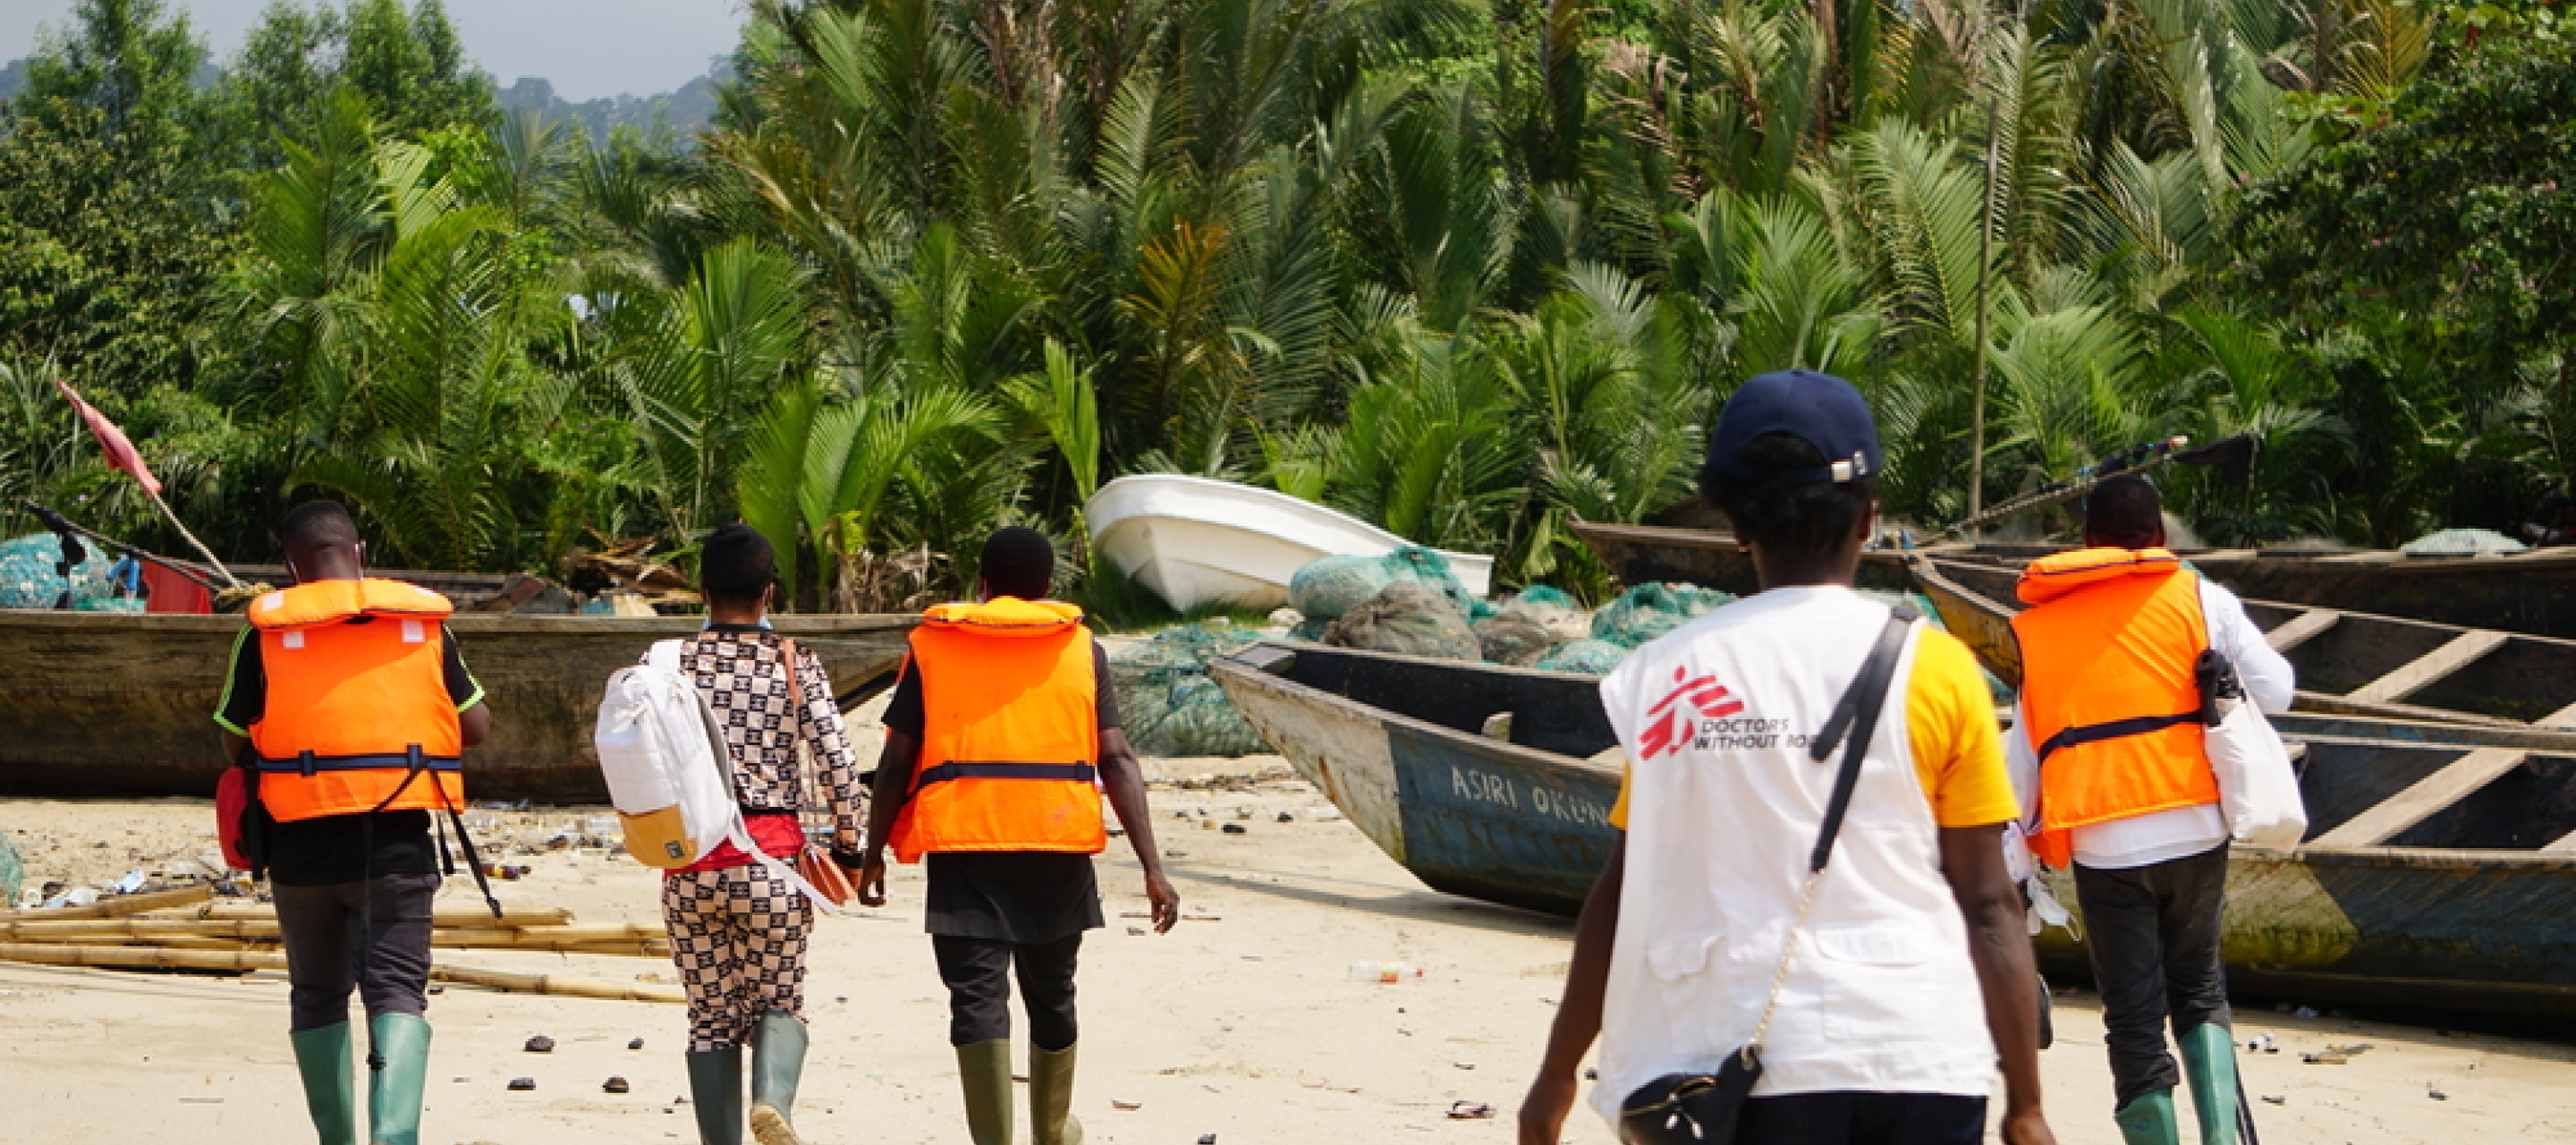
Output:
[0, 890, 678, 1003]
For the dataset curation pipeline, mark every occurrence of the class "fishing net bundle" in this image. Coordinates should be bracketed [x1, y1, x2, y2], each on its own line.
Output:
[2399, 528, 2528, 557]
[0, 533, 134, 610]
[1322, 581, 1484, 661]
[1588, 581, 1736, 649]
[0, 821, 21, 905]
[1473, 586, 1591, 666]
[1108, 623, 1272, 758]
[1535, 639, 1631, 674]
[1288, 547, 1481, 623]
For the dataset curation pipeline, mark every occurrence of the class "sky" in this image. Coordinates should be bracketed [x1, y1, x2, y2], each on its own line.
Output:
[1, 0, 750, 102]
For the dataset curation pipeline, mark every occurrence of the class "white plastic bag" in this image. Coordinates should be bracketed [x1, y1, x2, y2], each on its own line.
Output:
[2207, 697, 2308, 848]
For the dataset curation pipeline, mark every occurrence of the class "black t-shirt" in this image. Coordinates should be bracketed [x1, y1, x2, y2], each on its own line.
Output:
[884, 635, 1118, 943]
[215, 620, 484, 886]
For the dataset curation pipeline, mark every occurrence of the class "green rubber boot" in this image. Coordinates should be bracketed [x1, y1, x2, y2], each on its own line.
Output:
[2114, 1089, 2182, 1145]
[2179, 1022, 2241, 1145]
[289, 1022, 359, 1145]
[365, 1014, 432, 1145]
[1030, 1042, 1083, 1145]
[955, 1039, 1013, 1145]
[749, 1011, 809, 1145]
[685, 1047, 743, 1145]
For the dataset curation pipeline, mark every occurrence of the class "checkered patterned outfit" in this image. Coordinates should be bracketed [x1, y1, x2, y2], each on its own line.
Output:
[657, 629, 867, 1051]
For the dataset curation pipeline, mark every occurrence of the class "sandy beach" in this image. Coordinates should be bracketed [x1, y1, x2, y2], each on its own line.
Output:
[4, 756, 2572, 1145]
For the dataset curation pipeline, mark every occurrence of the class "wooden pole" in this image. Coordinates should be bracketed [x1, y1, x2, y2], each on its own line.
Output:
[0, 886, 212, 922]
[180, 904, 575, 929]
[1969, 98, 2000, 537]
[2, 917, 278, 940]
[0, 942, 284, 972]
[0, 944, 682, 1003]
[428, 964, 684, 1004]
[145, 488, 239, 587]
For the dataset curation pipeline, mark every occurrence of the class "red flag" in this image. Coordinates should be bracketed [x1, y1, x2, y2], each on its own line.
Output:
[52, 377, 163, 496]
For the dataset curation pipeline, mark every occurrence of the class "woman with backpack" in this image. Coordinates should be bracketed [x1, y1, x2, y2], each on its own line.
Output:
[661, 523, 869, 1145]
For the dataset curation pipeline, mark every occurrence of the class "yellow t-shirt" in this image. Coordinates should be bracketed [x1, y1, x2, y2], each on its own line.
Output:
[1607, 628, 2017, 829]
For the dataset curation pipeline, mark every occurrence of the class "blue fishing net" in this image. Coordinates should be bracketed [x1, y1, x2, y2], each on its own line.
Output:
[0, 533, 131, 610]
[1536, 638, 1630, 674]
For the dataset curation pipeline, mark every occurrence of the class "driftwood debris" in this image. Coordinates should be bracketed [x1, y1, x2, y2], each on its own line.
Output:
[567, 537, 699, 609]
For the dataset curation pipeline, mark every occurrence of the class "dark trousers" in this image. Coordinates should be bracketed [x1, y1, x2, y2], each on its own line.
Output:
[933, 932, 1080, 1049]
[2073, 844, 2233, 1107]
[274, 872, 440, 1032]
[1737, 1091, 1986, 1145]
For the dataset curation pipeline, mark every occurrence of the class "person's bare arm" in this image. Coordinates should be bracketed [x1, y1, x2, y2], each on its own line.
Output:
[856, 727, 919, 907]
[459, 703, 490, 748]
[1097, 727, 1179, 932]
[1940, 824, 2056, 1145]
[219, 729, 250, 761]
[1518, 836, 1623, 1145]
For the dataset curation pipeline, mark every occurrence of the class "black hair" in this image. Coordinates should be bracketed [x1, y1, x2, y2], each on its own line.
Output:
[699, 523, 777, 606]
[280, 500, 358, 558]
[2085, 473, 2164, 549]
[1699, 433, 1877, 559]
[979, 526, 1055, 600]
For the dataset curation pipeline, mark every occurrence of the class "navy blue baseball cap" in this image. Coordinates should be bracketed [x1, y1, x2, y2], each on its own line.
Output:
[1704, 369, 1883, 485]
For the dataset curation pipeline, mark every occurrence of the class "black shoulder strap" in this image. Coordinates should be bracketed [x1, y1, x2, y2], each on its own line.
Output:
[1803, 605, 1918, 874]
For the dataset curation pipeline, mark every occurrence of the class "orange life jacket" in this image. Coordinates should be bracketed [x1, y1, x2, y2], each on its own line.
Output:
[245, 578, 464, 823]
[2012, 547, 2218, 868]
[889, 597, 1106, 864]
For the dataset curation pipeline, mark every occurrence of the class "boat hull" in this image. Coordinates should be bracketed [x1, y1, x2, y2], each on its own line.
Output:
[1215, 640, 2576, 1022]
[1212, 643, 1617, 915]
[1087, 475, 1493, 613]
[0, 610, 917, 802]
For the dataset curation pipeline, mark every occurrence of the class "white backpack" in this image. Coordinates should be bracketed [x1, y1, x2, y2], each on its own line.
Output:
[593, 640, 835, 909]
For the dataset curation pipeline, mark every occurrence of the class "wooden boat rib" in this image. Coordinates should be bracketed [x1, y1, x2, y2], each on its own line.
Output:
[0, 609, 917, 802]
[1911, 556, 2576, 738]
[1211, 640, 2576, 1022]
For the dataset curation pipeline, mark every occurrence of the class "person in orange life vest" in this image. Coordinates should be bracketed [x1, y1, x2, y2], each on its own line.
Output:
[1519, 370, 2055, 1145]
[212, 501, 490, 1145]
[660, 524, 869, 1145]
[857, 526, 1179, 1145]
[2004, 475, 2292, 1145]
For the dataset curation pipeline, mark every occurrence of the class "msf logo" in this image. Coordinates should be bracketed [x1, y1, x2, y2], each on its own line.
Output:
[1639, 665, 1744, 759]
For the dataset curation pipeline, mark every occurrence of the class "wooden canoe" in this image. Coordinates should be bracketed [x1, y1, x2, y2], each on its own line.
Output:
[1568, 519, 1936, 597]
[1911, 556, 2576, 735]
[0, 609, 917, 802]
[1209, 640, 2576, 1022]
[1211, 642, 1619, 915]
[1909, 541, 2576, 640]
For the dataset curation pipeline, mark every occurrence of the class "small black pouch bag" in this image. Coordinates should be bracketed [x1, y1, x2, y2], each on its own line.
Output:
[1617, 606, 1917, 1145]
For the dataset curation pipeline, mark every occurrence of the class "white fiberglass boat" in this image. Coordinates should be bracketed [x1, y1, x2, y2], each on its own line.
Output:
[1085, 475, 1494, 613]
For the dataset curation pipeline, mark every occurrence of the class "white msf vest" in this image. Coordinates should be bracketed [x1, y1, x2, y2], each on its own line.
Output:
[1590, 585, 1995, 1125]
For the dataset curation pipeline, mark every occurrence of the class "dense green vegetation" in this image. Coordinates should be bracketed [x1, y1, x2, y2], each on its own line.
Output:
[3, 0, 2570, 606]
